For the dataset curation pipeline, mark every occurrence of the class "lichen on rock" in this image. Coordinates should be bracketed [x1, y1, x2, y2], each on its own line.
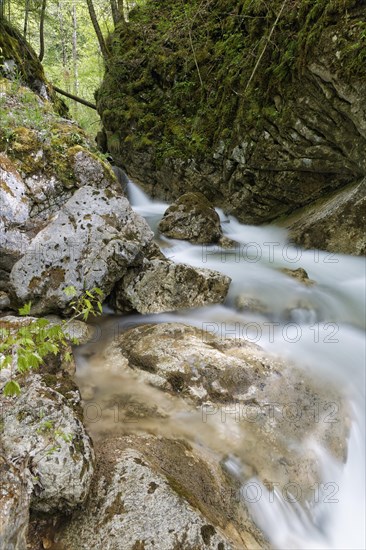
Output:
[113, 258, 231, 314]
[0, 374, 94, 514]
[158, 192, 223, 244]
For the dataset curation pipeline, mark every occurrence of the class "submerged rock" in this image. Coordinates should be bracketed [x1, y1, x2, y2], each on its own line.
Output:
[234, 295, 269, 315]
[158, 192, 223, 244]
[279, 267, 315, 286]
[113, 258, 231, 314]
[105, 322, 348, 501]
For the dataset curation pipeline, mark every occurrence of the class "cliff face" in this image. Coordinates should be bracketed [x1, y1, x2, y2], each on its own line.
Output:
[97, 0, 366, 253]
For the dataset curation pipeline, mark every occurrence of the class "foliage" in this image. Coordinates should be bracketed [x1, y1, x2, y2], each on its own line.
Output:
[0, 286, 104, 397]
[0, 0, 113, 134]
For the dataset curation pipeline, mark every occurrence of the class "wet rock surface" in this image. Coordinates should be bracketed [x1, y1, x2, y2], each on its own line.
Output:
[114, 258, 231, 314]
[158, 192, 223, 244]
[103, 322, 348, 501]
[279, 267, 315, 286]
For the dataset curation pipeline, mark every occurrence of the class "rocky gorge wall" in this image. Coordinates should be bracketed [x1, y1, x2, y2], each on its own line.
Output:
[97, 0, 366, 254]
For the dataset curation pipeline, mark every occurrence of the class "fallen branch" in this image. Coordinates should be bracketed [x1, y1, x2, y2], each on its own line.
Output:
[244, 0, 288, 93]
[52, 85, 97, 110]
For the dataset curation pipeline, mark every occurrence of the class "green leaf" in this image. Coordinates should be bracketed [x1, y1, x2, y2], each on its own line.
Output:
[19, 337, 36, 347]
[64, 351, 73, 362]
[17, 354, 30, 373]
[3, 380, 21, 397]
[0, 355, 12, 369]
[97, 302, 103, 313]
[36, 318, 50, 329]
[0, 328, 10, 339]
[19, 302, 32, 316]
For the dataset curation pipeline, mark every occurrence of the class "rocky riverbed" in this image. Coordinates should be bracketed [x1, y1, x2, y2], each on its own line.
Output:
[0, 14, 364, 550]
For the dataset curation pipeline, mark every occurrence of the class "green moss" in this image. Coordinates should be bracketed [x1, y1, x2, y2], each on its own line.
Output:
[0, 18, 68, 117]
[0, 79, 110, 186]
[97, 0, 365, 166]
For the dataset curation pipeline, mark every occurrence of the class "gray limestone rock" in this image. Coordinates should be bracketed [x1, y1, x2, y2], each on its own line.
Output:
[9, 186, 154, 314]
[114, 258, 231, 314]
[53, 436, 259, 550]
[282, 178, 366, 255]
[0, 455, 30, 550]
[0, 375, 94, 514]
[158, 192, 223, 244]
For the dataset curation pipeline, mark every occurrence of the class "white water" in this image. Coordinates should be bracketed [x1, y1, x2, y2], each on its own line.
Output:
[83, 179, 366, 549]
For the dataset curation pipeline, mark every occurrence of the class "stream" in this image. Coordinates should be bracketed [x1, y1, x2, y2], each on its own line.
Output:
[75, 179, 365, 550]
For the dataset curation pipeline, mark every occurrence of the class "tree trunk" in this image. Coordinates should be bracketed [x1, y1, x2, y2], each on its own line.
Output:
[57, 0, 69, 92]
[72, 0, 79, 116]
[118, 0, 128, 23]
[39, 0, 47, 62]
[86, 0, 109, 60]
[52, 85, 97, 110]
[23, 0, 30, 38]
[110, 0, 119, 26]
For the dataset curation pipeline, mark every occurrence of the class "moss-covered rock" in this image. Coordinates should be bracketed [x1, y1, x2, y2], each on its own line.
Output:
[0, 17, 68, 116]
[97, 0, 366, 253]
[158, 192, 223, 243]
[0, 78, 122, 282]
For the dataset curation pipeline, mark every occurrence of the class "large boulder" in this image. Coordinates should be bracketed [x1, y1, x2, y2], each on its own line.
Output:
[113, 258, 231, 313]
[0, 78, 121, 280]
[0, 153, 31, 271]
[97, 0, 366, 254]
[100, 322, 347, 501]
[9, 185, 153, 314]
[158, 192, 223, 244]
[38, 436, 266, 550]
[0, 375, 94, 514]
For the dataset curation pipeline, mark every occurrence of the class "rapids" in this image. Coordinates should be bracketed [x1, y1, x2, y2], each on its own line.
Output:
[75, 179, 365, 550]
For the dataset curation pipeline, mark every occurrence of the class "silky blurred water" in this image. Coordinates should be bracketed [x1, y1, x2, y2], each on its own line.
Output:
[76, 179, 365, 549]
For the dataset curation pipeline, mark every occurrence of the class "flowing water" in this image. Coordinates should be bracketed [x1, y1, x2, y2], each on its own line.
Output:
[75, 179, 365, 550]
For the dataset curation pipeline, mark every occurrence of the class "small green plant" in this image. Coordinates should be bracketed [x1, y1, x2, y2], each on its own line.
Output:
[0, 286, 104, 397]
